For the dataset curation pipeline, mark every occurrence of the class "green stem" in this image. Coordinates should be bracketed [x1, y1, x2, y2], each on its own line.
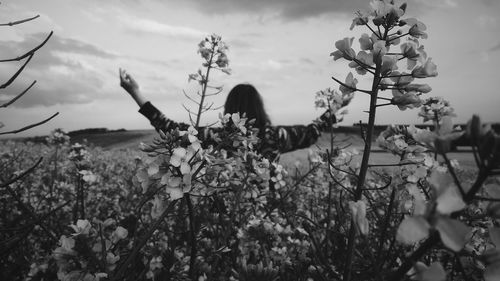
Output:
[111, 200, 177, 281]
[185, 193, 197, 280]
[342, 31, 384, 281]
[195, 45, 216, 129]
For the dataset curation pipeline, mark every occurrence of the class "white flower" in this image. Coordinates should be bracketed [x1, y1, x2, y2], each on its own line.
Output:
[70, 219, 92, 236]
[59, 235, 75, 251]
[330, 37, 356, 61]
[412, 58, 438, 78]
[170, 147, 193, 175]
[112, 226, 128, 242]
[231, 113, 247, 134]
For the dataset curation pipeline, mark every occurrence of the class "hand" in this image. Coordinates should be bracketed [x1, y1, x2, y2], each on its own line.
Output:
[119, 68, 140, 96]
[119, 68, 146, 107]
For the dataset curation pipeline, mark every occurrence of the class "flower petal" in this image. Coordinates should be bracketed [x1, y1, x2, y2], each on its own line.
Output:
[397, 216, 430, 244]
[435, 217, 470, 252]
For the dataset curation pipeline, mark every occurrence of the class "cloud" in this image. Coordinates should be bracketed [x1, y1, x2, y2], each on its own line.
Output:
[164, 0, 453, 20]
[489, 42, 500, 52]
[118, 15, 207, 39]
[0, 33, 114, 108]
[170, 0, 369, 19]
[481, 0, 500, 6]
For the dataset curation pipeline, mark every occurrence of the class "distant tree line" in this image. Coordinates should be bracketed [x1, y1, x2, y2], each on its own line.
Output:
[67, 128, 127, 137]
[15, 128, 127, 145]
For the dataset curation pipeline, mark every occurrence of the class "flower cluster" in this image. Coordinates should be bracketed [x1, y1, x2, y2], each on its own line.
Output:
[68, 143, 91, 166]
[314, 87, 353, 124]
[52, 219, 130, 281]
[46, 128, 70, 146]
[137, 125, 204, 200]
[189, 33, 231, 83]
[418, 96, 456, 122]
[333, 0, 438, 112]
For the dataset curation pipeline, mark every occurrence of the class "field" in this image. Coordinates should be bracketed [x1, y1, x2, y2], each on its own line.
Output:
[1, 125, 487, 281]
[3, 1, 499, 280]
[63, 128, 478, 170]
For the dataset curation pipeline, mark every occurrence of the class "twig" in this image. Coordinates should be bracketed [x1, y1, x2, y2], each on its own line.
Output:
[0, 112, 59, 135]
[0, 15, 40, 26]
[0, 53, 34, 89]
[0, 80, 36, 108]
[112, 200, 178, 280]
[368, 161, 420, 168]
[441, 152, 466, 197]
[0, 157, 43, 188]
[0, 31, 53, 63]
[331, 76, 372, 95]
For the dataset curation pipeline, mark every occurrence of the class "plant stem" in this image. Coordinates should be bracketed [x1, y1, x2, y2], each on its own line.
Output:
[195, 46, 216, 129]
[342, 43, 382, 281]
[185, 193, 197, 280]
[390, 163, 491, 280]
[376, 187, 396, 271]
[111, 200, 177, 281]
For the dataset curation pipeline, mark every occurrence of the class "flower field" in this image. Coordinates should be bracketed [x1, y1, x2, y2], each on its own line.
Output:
[2, 1, 500, 281]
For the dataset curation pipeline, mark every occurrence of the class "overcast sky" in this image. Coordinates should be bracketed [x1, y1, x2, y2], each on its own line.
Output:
[1, 0, 499, 137]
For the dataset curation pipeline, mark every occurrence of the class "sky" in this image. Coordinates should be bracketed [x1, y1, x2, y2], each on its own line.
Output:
[1, 0, 499, 137]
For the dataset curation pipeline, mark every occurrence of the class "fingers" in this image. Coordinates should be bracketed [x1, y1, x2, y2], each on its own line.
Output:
[119, 68, 126, 82]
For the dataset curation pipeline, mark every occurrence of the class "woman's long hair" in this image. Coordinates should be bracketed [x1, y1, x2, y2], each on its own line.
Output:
[224, 84, 270, 130]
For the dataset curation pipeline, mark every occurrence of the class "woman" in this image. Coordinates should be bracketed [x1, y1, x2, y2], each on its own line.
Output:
[119, 68, 334, 161]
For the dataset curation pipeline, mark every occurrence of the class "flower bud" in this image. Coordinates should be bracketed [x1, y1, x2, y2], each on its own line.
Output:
[373, 17, 384, 26]
[113, 226, 129, 241]
[399, 3, 407, 13]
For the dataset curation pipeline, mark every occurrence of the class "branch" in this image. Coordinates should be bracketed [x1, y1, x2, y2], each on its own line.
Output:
[474, 196, 500, 202]
[0, 31, 53, 62]
[0, 80, 36, 108]
[331, 76, 372, 95]
[0, 157, 43, 188]
[0, 15, 40, 26]
[0, 53, 34, 89]
[0, 112, 59, 135]
[112, 200, 178, 281]
[441, 152, 466, 197]
[388, 32, 410, 42]
[183, 90, 200, 105]
[368, 161, 420, 167]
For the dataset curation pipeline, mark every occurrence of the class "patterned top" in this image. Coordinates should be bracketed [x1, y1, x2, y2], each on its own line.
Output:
[139, 102, 328, 161]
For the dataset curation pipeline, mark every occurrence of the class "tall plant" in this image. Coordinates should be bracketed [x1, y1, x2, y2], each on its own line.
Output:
[184, 34, 231, 129]
[328, 1, 500, 280]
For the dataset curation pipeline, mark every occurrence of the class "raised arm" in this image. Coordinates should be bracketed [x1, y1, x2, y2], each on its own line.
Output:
[119, 68, 188, 133]
[119, 68, 147, 107]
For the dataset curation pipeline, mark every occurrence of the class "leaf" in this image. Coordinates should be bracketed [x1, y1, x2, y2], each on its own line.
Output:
[435, 217, 470, 252]
[396, 216, 430, 244]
